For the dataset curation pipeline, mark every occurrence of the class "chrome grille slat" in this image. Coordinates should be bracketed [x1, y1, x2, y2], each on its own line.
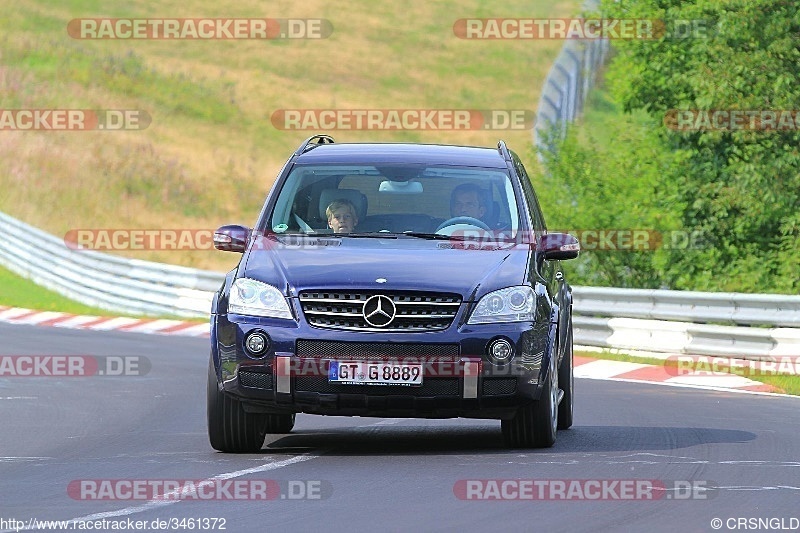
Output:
[302, 298, 364, 303]
[304, 310, 364, 317]
[391, 301, 460, 306]
[396, 312, 457, 317]
[299, 291, 462, 331]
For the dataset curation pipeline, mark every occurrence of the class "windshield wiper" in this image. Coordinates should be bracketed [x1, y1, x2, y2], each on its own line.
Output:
[402, 231, 520, 244]
[399, 232, 452, 240]
[342, 232, 400, 239]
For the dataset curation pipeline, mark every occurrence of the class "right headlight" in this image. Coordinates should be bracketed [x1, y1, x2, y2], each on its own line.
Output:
[228, 278, 293, 319]
[468, 286, 536, 324]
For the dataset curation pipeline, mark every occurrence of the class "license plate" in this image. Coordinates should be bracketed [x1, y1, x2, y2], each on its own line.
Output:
[329, 361, 423, 386]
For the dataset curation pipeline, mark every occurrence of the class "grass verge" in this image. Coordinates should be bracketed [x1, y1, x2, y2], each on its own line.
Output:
[0, 264, 206, 321]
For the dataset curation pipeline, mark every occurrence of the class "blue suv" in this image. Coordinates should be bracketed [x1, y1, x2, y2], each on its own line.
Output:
[208, 135, 580, 451]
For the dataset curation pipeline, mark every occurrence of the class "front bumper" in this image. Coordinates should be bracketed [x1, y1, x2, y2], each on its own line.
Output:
[211, 311, 554, 420]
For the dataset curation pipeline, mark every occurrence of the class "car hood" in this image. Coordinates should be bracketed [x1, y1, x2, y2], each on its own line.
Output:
[241, 236, 530, 301]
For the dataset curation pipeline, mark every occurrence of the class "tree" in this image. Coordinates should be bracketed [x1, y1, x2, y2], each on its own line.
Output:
[558, 0, 800, 292]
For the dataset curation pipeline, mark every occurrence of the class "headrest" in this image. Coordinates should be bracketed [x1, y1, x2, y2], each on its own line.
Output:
[319, 188, 368, 221]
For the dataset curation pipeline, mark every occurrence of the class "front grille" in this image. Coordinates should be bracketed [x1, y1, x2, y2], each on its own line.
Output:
[299, 291, 461, 331]
[483, 378, 517, 396]
[240, 370, 273, 389]
[295, 376, 460, 396]
[296, 340, 460, 361]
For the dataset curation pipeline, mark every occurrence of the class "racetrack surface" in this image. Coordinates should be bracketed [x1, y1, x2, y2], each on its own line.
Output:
[1, 322, 798, 533]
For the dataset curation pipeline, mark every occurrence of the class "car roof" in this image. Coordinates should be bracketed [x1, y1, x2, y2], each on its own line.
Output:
[294, 142, 509, 169]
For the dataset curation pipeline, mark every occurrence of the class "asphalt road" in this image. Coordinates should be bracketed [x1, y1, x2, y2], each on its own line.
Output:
[1, 321, 798, 533]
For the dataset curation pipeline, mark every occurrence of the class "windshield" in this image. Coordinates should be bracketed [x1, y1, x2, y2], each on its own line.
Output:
[266, 164, 521, 239]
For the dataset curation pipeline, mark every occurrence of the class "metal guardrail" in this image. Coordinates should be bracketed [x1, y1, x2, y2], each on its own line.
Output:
[0, 211, 223, 318]
[573, 286, 800, 328]
[573, 316, 800, 359]
[533, 0, 609, 155]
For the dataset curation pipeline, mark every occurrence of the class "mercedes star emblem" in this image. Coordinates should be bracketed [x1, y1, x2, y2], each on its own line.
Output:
[363, 295, 396, 328]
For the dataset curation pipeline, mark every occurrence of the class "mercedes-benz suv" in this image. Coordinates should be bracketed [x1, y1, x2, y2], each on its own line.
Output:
[208, 135, 580, 452]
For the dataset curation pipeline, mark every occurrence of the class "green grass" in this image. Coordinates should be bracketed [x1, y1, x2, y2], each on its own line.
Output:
[577, 349, 800, 396]
[1, 0, 576, 273]
[0, 264, 206, 321]
[0, 264, 123, 315]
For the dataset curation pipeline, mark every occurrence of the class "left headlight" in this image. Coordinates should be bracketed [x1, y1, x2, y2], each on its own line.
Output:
[228, 278, 293, 319]
[468, 286, 536, 324]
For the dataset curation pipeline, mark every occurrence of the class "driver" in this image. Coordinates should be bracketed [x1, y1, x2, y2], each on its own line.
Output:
[450, 183, 487, 221]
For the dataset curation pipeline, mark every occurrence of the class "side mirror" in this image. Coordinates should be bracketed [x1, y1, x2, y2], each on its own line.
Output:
[538, 233, 580, 260]
[213, 225, 250, 253]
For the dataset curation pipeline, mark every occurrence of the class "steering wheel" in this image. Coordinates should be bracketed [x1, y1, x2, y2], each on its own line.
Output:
[435, 216, 491, 232]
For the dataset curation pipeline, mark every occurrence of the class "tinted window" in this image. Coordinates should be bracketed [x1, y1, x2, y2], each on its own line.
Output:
[268, 164, 521, 236]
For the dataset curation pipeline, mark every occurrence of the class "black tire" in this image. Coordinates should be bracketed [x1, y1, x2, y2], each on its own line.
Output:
[502, 352, 558, 448]
[207, 356, 268, 453]
[264, 413, 296, 434]
[557, 324, 574, 430]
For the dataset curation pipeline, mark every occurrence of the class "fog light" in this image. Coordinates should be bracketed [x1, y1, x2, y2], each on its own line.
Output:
[487, 338, 514, 364]
[245, 331, 269, 357]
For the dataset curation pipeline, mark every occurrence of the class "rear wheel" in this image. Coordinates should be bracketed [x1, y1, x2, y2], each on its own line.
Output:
[207, 356, 268, 453]
[502, 352, 558, 448]
[557, 324, 574, 430]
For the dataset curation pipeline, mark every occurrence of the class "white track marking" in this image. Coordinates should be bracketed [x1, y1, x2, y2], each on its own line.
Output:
[5, 454, 319, 532]
[86, 317, 141, 330]
[8, 312, 66, 325]
[574, 360, 650, 379]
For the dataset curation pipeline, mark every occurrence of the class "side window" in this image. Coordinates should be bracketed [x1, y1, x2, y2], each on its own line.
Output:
[528, 183, 548, 233]
[513, 155, 546, 234]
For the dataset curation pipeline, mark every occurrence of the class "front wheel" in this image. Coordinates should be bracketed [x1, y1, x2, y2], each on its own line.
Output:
[502, 353, 558, 448]
[207, 356, 268, 453]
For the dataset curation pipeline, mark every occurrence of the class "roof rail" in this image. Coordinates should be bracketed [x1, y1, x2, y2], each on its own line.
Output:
[497, 140, 512, 162]
[294, 134, 335, 155]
